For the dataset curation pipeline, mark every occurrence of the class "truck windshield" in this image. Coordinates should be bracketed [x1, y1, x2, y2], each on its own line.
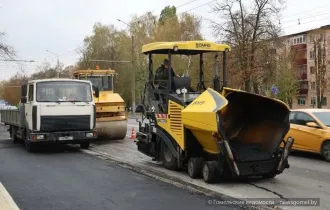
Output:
[84, 75, 113, 91]
[36, 81, 92, 102]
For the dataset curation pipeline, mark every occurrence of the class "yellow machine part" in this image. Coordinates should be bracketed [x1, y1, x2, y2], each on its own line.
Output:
[156, 87, 290, 156]
[181, 88, 228, 154]
[96, 117, 127, 140]
[72, 69, 128, 140]
[155, 88, 228, 154]
[156, 101, 185, 149]
[94, 91, 128, 140]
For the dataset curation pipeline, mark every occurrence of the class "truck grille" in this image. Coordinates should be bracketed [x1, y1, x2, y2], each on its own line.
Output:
[40, 115, 90, 132]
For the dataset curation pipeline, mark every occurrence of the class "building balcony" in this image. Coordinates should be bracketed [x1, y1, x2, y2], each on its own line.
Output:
[297, 80, 309, 95]
[298, 73, 307, 80]
[291, 43, 307, 50]
[298, 88, 309, 95]
[297, 81, 309, 95]
[295, 58, 307, 65]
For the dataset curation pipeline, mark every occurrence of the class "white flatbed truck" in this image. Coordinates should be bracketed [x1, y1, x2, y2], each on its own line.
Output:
[0, 78, 99, 152]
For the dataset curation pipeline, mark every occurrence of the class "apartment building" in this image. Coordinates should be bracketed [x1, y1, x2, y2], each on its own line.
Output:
[284, 25, 330, 109]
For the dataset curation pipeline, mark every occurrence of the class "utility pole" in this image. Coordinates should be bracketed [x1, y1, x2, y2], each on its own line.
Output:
[131, 35, 135, 115]
[46, 50, 60, 78]
[118, 19, 136, 116]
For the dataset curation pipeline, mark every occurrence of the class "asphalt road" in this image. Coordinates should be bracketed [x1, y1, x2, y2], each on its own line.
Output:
[0, 125, 242, 210]
[127, 117, 330, 209]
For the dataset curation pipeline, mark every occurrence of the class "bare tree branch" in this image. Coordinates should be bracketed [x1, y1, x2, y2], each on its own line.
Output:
[0, 32, 16, 59]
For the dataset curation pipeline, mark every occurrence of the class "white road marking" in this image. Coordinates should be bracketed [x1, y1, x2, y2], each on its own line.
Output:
[0, 182, 20, 210]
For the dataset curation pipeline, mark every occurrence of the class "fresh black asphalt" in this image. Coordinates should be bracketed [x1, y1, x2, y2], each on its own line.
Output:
[0, 125, 244, 210]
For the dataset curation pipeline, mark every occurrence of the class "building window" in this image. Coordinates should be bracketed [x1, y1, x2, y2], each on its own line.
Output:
[298, 98, 306, 105]
[310, 66, 315, 74]
[311, 97, 316, 105]
[309, 35, 314, 43]
[291, 34, 306, 45]
[322, 97, 327, 106]
[299, 65, 307, 74]
[311, 82, 316, 89]
[310, 51, 315, 59]
[287, 39, 291, 45]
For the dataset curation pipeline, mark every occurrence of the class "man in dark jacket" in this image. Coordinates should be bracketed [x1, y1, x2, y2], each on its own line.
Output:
[154, 59, 176, 88]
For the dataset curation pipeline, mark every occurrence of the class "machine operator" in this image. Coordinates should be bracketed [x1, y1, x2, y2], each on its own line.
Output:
[154, 59, 179, 88]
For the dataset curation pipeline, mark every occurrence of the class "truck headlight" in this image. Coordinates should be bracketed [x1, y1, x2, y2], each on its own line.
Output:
[86, 132, 94, 138]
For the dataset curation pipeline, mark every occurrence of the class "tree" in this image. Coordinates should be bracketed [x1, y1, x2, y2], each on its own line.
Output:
[0, 32, 15, 59]
[273, 43, 299, 108]
[0, 81, 4, 99]
[76, 9, 204, 105]
[312, 31, 328, 108]
[1, 71, 28, 105]
[210, 0, 285, 93]
[77, 22, 133, 102]
[159, 6, 177, 25]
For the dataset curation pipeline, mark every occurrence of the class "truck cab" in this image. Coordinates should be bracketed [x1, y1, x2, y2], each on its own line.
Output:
[1, 78, 98, 152]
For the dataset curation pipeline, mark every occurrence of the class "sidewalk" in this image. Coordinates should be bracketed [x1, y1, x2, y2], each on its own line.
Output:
[127, 113, 142, 119]
[0, 182, 19, 210]
[84, 139, 297, 210]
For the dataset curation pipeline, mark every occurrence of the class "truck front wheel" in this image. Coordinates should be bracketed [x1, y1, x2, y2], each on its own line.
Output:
[24, 129, 36, 152]
[80, 141, 90, 149]
[25, 140, 36, 153]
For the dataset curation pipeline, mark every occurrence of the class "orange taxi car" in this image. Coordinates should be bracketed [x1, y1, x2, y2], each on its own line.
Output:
[285, 109, 330, 162]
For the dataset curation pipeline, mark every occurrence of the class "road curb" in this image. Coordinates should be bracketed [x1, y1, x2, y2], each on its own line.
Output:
[82, 147, 280, 210]
[0, 182, 20, 210]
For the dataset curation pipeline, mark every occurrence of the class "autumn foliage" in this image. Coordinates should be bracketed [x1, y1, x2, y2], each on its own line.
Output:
[1, 3, 299, 107]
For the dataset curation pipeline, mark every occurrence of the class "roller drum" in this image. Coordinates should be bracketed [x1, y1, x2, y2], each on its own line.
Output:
[95, 120, 127, 140]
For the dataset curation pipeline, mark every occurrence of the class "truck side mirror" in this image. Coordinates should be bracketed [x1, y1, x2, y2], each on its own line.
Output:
[21, 84, 27, 97]
[21, 96, 27, 104]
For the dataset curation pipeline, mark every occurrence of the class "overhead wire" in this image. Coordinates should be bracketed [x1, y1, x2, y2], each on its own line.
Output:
[177, 0, 216, 15]
[281, 3, 330, 19]
[281, 12, 330, 24]
[131, 0, 216, 25]
[282, 15, 330, 30]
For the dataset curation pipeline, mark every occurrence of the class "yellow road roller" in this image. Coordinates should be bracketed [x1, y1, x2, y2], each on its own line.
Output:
[73, 68, 127, 140]
[134, 41, 294, 183]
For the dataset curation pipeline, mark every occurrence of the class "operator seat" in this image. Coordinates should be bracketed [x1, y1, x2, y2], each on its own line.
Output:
[172, 77, 192, 93]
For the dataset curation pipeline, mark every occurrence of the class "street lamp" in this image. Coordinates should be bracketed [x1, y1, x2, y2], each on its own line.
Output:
[117, 18, 136, 116]
[46, 50, 60, 78]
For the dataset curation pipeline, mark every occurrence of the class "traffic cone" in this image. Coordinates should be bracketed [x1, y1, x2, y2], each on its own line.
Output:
[130, 128, 136, 139]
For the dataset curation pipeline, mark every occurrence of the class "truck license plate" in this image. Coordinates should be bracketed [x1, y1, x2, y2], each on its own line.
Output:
[58, 136, 73, 141]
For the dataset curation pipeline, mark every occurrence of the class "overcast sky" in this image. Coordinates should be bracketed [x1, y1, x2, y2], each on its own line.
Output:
[0, 0, 329, 80]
